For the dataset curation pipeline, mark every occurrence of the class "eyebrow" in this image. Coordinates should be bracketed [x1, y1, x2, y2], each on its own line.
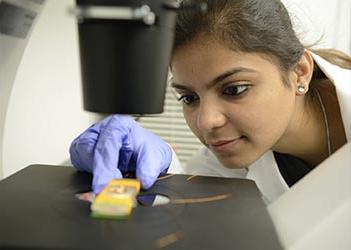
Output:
[171, 67, 257, 91]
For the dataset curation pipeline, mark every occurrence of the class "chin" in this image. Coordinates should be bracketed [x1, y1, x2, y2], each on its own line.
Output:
[217, 155, 252, 169]
[217, 157, 251, 169]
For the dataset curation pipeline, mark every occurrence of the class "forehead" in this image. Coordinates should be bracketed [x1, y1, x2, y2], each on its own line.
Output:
[171, 39, 279, 86]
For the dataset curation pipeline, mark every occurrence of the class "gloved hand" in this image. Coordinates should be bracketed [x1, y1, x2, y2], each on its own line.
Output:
[69, 115, 172, 194]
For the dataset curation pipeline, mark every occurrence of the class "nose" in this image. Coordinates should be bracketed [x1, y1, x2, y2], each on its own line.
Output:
[196, 101, 227, 132]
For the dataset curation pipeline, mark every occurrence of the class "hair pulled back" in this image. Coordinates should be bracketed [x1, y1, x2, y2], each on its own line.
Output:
[174, 0, 304, 75]
[174, 0, 351, 80]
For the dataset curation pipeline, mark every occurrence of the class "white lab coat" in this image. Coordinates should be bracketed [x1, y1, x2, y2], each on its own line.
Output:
[169, 52, 351, 204]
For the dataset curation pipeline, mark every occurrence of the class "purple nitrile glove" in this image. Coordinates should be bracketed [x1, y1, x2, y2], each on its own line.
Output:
[69, 115, 172, 194]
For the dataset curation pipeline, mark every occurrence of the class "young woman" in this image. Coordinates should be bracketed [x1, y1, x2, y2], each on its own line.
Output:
[69, 0, 350, 203]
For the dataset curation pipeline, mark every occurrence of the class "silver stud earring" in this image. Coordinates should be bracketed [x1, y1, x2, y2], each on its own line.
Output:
[297, 85, 306, 94]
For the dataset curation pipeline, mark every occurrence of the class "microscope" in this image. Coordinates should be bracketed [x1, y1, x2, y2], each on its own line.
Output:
[72, 0, 182, 114]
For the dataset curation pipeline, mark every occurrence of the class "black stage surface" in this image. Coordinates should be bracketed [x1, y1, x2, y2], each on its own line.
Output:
[0, 165, 282, 249]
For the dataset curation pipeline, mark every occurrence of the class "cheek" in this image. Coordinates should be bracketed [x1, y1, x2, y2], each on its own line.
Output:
[237, 89, 296, 145]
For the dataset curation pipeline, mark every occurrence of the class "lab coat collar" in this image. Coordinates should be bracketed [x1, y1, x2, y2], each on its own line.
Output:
[246, 151, 289, 204]
[310, 51, 351, 141]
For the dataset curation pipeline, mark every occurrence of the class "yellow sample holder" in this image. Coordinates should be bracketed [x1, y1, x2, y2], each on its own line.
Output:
[91, 179, 141, 219]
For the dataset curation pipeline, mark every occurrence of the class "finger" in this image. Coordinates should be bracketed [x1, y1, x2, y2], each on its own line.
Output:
[135, 145, 172, 189]
[92, 117, 128, 194]
[69, 116, 115, 172]
[69, 137, 96, 173]
[69, 127, 101, 172]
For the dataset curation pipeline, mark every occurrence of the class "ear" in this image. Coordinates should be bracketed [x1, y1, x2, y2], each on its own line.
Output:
[292, 50, 314, 96]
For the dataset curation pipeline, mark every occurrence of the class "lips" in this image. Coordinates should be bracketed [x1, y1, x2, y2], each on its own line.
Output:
[208, 136, 244, 152]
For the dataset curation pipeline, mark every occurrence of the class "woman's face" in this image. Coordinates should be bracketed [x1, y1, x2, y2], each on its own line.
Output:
[171, 39, 297, 168]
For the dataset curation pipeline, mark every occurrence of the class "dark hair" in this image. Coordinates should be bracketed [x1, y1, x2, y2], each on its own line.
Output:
[174, 0, 351, 85]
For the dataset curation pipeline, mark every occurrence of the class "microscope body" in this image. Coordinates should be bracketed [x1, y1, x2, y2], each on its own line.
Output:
[75, 0, 178, 114]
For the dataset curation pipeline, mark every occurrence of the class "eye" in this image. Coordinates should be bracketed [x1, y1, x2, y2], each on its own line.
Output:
[177, 93, 199, 105]
[222, 84, 250, 96]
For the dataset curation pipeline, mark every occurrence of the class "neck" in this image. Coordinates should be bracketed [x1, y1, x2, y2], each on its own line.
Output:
[272, 92, 329, 167]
